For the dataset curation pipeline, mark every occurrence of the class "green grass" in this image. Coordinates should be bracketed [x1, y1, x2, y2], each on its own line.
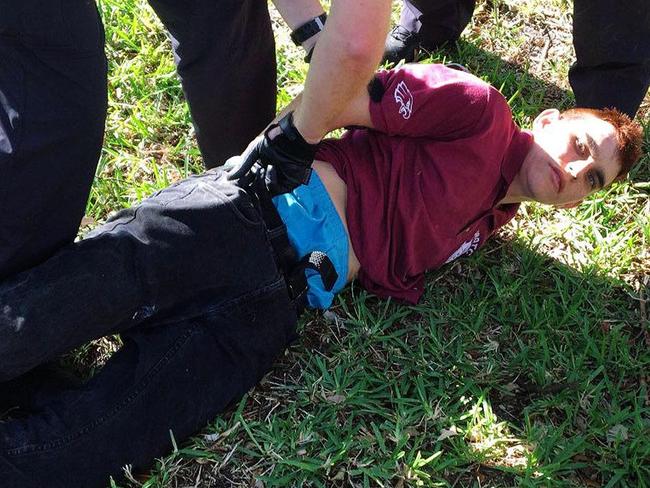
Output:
[85, 0, 650, 486]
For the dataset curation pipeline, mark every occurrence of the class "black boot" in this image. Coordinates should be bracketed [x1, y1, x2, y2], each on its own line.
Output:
[383, 25, 421, 64]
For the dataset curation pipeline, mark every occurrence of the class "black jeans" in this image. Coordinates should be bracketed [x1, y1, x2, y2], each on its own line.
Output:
[0, 169, 298, 488]
[399, 0, 650, 117]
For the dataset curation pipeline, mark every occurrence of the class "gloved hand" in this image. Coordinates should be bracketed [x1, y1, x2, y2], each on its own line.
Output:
[228, 112, 320, 196]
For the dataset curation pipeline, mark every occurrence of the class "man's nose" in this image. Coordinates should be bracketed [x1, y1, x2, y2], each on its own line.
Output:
[565, 160, 591, 179]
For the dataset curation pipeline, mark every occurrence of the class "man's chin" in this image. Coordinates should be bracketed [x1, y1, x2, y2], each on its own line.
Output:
[527, 186, 555, 206]
[530, 179, 561, 205]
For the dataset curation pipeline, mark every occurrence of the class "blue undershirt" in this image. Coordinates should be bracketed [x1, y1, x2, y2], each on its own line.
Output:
[272, 171, 349, 309]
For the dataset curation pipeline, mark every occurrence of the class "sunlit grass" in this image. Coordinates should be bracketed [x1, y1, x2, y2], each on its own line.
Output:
[82, 0, 650, 486]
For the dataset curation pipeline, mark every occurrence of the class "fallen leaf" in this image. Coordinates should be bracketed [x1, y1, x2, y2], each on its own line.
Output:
[326, 394, 346, 404]
[331, 469, 345, 481]
[606, 424, 628, 444]
[436, 425, 459, 442]
[80, 216, 96, 227]
[203, 433, 220, 442]
[323, 310, 343, 325]
[504, 382, 520, 393]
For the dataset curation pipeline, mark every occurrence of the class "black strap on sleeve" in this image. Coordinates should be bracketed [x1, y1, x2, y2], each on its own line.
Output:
[367, 75, 385, 102]
[290, 13, 327, 46]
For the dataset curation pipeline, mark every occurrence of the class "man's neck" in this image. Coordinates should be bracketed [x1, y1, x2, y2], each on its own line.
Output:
[498, 171, 528, 205]
[499, 144, 535, 205]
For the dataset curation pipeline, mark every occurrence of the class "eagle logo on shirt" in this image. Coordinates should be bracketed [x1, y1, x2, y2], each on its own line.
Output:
[394, 81, 413, 119]
[445, 231, 481, 264]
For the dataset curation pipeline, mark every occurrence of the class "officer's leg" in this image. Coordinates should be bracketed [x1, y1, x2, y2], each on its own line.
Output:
[385, 0, 476, 63]
[0, 0, 107, 278]
[569, 0, 650, 117]
[406, 0, 476, 48]
[148, 0, 277, 167]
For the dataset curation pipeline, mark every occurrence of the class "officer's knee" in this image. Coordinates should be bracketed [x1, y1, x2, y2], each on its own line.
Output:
[0, 317, 30, 382]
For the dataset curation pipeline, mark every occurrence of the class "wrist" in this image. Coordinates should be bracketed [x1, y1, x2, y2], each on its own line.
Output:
[290, 13, 327, 49]
[301, 34, 319, 56]
[277, 112, 321, 147]
[290, 111, 322, 144]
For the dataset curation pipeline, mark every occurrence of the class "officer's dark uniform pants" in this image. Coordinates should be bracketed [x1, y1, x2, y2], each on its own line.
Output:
[399, 0, 650, 118]
[0, 0, 107, 278]
[0, 0, 276, 278]
[146, 0, 276, 168]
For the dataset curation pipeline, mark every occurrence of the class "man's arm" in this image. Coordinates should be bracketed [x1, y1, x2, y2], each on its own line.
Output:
[292, 0, 391, 143]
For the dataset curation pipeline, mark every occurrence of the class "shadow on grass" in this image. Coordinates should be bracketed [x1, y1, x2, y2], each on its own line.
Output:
[3, 34, 648, 488]
[421, 39, 574, 124]
[45, 227, 642, 488]
[234, 234, 647, 487]
[414, 236, 648, 486]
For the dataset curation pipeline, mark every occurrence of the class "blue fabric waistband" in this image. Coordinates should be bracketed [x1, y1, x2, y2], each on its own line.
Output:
[272, 171, 348, 309]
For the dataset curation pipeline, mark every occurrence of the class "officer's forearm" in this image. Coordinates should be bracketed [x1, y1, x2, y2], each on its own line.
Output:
[292, 0, 391, 143]
[272, 0, 326, 54]
[272, 0, 325, 31]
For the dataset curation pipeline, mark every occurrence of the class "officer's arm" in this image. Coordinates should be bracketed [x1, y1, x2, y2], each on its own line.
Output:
[271, 0, 326, 54]
[292, 0, 391, 143]
[228, 0, 388, 192]
[272, 87, 373, 132]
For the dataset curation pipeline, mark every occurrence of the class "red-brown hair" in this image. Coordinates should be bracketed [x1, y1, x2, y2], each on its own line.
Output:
[560, 107, 644, 180]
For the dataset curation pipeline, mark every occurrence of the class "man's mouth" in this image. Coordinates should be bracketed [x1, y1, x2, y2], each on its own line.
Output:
[549, 163, 563, 194]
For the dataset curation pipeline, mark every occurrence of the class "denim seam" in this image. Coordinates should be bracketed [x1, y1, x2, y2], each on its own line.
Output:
[93, 211, 139, 235]
[157, 184, 198, 207]
[92, 183, 198, 233]
[0, 37, 103, 58]
[4, 325, 199, 456]
[146, 276, 289, 328]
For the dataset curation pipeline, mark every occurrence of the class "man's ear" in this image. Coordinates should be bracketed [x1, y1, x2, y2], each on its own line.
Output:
[533, 108, 560, 131]
[555, 200, 582, 209]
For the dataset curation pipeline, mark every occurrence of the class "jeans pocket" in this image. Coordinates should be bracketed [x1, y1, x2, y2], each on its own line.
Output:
[199, 170, 266, 228]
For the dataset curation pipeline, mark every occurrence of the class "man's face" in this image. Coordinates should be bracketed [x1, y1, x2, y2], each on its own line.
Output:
[516, 109, 621, 207]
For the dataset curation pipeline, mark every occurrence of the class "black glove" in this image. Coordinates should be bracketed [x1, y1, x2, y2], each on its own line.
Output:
[228, 112, 319, 196]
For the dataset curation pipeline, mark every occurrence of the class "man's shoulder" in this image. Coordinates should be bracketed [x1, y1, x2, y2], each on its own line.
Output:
[410, 63, 512, 121]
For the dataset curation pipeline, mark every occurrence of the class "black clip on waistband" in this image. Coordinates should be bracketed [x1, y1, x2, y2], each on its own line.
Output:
[285, 251, 338, 309]
[247, 175, 338, 312]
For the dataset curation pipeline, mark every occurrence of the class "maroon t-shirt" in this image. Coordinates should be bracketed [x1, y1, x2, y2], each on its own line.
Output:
[316, 64, 534, 303]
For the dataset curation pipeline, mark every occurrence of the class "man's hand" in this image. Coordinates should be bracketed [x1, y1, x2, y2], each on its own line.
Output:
[228, 112, 319, 196]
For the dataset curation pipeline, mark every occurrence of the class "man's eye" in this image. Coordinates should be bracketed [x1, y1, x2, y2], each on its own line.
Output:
[575, 138, 586, 157]
[587, 172, 596, 189]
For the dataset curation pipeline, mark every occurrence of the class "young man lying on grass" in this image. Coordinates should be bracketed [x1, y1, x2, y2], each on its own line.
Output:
[0, 63, 642, 488]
